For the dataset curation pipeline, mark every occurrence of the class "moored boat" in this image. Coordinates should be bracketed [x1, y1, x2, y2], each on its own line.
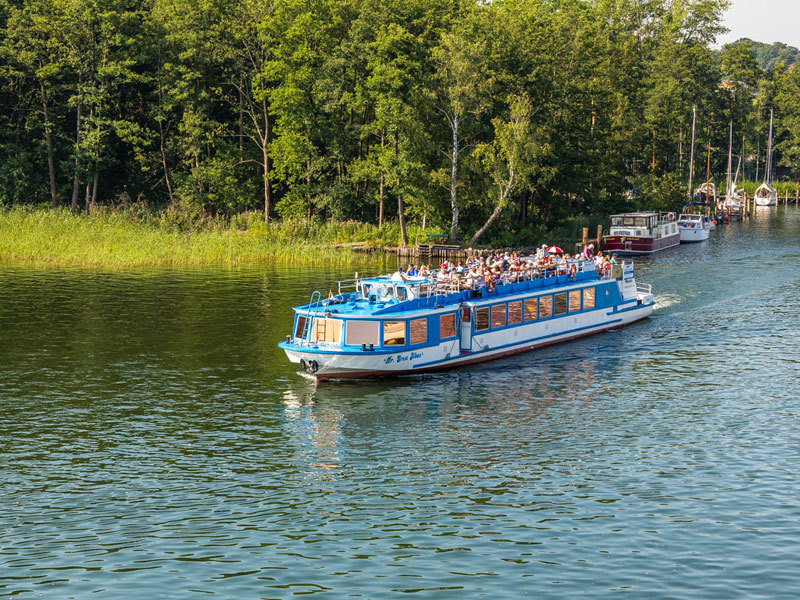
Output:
[601, 212, 680, 254]
[279, 260, 655, 380]
[677, 208, 712, 242]
[756, 109, 777, 207]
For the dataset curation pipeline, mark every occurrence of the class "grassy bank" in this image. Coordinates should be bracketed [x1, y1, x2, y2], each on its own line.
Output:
[0, 207, 435, 268]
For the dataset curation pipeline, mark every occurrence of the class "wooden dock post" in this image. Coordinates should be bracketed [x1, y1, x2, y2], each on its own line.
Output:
[581, 227, 588, 250]
[596, 224, 603, 250]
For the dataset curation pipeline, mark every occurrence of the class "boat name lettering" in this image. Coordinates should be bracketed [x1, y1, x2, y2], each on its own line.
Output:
[384, 351, 424, 364]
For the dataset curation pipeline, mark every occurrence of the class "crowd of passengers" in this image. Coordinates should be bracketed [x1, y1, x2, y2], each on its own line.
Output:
[389, 243, 620, 292]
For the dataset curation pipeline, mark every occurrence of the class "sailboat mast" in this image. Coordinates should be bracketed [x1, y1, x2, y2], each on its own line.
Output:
[726, 120, 733, 197]
[688, 106, 696, 200]
[766, 108, 774, 185]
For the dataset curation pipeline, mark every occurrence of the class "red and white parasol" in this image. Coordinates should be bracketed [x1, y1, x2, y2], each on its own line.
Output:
[547, 246, 564, 254]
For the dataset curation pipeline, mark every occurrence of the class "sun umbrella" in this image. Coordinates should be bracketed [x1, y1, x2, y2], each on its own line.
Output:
[547, 246, 563, 254]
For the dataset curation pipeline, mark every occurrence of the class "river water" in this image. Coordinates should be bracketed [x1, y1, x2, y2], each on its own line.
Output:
[2, 207, 799, 599]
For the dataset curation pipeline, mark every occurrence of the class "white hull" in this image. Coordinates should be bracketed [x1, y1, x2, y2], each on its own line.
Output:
[284, 298, 654, 379]
[755, 196, 776, 206]
[678, 226, 710, 243]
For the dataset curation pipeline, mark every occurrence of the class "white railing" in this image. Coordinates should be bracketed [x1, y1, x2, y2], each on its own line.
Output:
[636, 282, 652, 296]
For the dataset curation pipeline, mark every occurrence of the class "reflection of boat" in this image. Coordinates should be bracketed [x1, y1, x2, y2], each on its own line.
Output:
[601, 212, 680, 254]
[278, 263, 655, 380]
[677, 206, 712, 242]
[756, 109, 777, 207]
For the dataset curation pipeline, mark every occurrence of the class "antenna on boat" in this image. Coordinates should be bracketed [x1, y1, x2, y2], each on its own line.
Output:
[688, 106, 696, 202]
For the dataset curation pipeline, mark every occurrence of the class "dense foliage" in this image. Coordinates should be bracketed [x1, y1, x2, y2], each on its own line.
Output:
[730, 38, 800, 71]
[1, 0, 799, 246]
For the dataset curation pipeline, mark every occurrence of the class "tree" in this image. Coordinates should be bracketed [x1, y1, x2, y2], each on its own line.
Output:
[468, 94, 552, 247]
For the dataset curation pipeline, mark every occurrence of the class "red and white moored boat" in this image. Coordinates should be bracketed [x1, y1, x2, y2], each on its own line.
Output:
[601, 212, 680, 255]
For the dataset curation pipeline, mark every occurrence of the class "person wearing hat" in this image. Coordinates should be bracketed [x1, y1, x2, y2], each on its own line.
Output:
[582, 243, 594, 261]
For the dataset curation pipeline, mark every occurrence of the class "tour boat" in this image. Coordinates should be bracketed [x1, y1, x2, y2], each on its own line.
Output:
[601, 212, 680, 254]
[677, 211, 712, 242]
[279, 261, 655, 380]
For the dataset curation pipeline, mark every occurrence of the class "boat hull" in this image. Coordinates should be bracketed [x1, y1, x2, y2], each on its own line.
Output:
[755, 197, 776, 206]
[601, 233, 680, 255]
[678, 226, 710, 243]
[281, 299, 654, 380]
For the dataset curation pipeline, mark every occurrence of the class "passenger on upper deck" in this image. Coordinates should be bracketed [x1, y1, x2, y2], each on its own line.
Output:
[391, 267, 408, 282]
[406, 264, 419, 277]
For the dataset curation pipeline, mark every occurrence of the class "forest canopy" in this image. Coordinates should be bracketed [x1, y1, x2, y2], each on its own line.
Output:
[2, 0, 800, 246]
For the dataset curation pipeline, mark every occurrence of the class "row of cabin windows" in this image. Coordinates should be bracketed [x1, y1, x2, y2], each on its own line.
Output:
[295, 287, 596, 347]
[474, 287, 595, 332]
[297, 313, 457, 348]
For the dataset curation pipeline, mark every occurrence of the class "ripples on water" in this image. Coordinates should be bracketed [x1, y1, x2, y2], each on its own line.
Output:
[2, 209, 800, 598]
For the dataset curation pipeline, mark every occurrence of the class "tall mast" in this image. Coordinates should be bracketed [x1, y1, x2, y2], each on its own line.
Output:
[726, 119, 733, 197]
[765, 108, 774, 185]
[688, 106, 696, 200]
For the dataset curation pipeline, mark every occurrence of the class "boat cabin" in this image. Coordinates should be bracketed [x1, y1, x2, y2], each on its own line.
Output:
[609, 212, 666, 237]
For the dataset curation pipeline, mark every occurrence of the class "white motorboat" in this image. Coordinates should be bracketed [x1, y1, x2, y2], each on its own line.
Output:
[677, 212, 711, 242]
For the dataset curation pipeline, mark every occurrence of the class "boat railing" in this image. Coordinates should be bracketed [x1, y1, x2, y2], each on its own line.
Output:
[636, 282, 652, 296]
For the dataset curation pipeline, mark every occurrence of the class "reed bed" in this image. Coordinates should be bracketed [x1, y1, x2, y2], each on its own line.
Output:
[0, 207, 431, 268]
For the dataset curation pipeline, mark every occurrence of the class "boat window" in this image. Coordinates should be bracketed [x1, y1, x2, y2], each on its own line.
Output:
[311, 318, 341, 344]
[508, 301, 522, 325]
[383, 321, 406, 346]
[539, 296, 553, 318]
[611, 216, 623, 227]
[623, 217, 635, 226]
[294, 315, 308, 339]
[396, 286, 408, 301]
[568, 290, 581, 312]
[554, 293, 567, 315]
[461, 306, 470, 322]
[440, 313, 456, 339]
[583, 287, 595, 309]
[345, 320, 379, 346]
[475, 307, 490, 331]
[524, 298, 538, 321]
[635, 217, 647, 228]
[409, 318, 427, 345]
[491, 304, 507, 328]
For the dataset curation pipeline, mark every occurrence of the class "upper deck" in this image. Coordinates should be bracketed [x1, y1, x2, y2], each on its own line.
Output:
[292, 259, 617, 318]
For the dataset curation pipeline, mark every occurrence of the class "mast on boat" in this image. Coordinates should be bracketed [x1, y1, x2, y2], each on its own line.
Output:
[688, 106, 696, 202]
[765, 108, 774, 186]
[726, 119, 733, 198]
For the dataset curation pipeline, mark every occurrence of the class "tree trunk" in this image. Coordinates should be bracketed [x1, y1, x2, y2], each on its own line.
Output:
[40, 81, 58, 209]
[158, 118, 175, 205]
[378, 129, 385, 228]
[468, 200, 505, 247]
[91, 162, 99, 208]
[262, 98, 271, 222]
[449, 112, 460, 242]
[394, 133, 408, 247]
[71, 74, 83, 212]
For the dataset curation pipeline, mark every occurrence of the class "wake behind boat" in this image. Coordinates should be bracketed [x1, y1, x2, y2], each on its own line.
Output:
[279, 256, 655, 380]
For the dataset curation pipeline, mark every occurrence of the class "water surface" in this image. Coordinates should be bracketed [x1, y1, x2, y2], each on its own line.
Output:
[2, 207, 800, 598]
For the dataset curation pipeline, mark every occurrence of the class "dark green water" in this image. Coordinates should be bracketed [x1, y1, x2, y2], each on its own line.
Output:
[2, 207, 800, 598]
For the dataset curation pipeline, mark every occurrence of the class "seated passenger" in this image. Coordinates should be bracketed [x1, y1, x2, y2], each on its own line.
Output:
[391, 267, 408, 282]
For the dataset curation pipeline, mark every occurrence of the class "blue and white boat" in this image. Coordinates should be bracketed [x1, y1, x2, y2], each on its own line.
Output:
[279, 260, 655, 380]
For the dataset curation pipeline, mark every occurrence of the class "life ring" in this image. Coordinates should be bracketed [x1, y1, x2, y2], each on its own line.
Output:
[486, 278, 496, 293]
[667, 212, 676, 221]
[568, 263, 577, 277]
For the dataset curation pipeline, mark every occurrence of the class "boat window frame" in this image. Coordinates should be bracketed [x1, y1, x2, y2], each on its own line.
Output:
[475, 307, 490, 331]
[345, 319, 380, 347]
[409, 317, 427, 345]
[294, 315, 309, 339]
[440, 313, 457, 339]
[508, 301, 523, 325]
[382, 320, 406, 346]
[554, 292, 568, 316]
[491, 303, 507, 329]
[539, 295, 553, 319]
[583, 287, 596, 310]
[568, 290, 581, 312]
[524, 298, 538, 322]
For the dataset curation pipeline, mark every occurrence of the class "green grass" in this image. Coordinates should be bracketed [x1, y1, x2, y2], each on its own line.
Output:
[0, 206, 439, 268]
